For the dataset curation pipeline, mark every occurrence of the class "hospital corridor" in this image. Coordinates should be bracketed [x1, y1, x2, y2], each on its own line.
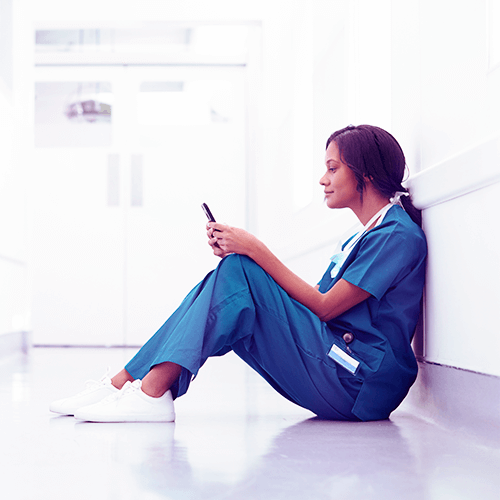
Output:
[1, 1, 500, 499]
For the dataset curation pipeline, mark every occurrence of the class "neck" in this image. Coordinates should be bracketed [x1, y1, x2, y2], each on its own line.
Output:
[352, 193, 390, 226]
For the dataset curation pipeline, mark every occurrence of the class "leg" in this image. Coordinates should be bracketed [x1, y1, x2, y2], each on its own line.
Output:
[141, 362, 182, 397]
[112, 363, 182, 397]
[111, 368, 134, 389]
[124, 254, 359, 420]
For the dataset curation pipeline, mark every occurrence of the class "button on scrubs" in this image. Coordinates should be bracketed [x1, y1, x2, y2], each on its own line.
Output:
[125, 205, 427, 421]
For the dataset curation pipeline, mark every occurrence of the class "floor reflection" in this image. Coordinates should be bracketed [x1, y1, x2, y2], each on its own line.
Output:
[1, 348, 499, 500]
[238, 417, 422, 500]
[67, 415, 422, 500]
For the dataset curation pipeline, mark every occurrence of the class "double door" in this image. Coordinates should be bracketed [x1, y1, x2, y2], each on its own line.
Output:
[31, 65, 247, 345]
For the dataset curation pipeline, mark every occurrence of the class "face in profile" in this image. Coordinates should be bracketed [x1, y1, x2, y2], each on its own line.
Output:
[320, 141, 360, 210]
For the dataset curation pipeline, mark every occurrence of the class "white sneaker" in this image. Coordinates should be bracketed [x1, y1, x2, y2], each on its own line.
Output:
[49, 369, 118, 416]
[74, 380, 175, 423]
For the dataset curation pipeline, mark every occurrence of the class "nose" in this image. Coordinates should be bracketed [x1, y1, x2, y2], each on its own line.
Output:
[319, 172, 328, 186]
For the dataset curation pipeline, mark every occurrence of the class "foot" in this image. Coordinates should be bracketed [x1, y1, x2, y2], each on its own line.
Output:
[49, 369, 118, 416]
[74, 380, 175, 423]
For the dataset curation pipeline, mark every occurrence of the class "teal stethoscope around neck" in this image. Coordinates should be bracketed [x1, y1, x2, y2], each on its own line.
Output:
[329, 192, 408, 279]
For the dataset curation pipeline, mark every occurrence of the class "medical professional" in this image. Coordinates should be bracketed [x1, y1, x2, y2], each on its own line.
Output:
[50, 124, 427, 422]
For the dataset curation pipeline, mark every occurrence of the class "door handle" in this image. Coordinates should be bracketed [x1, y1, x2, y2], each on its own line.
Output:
[107, 154, 120, 206]
[130, 154, 143, 207]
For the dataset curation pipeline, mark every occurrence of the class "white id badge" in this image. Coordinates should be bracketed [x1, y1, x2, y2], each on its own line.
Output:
[328, 344, 360, 375]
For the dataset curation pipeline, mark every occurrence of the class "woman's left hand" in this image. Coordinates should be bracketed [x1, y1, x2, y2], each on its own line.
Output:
[207, 222, 259, 259]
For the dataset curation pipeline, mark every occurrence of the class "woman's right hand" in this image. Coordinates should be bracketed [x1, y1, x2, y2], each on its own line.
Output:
[207, 222, 259, 259]
[207, 223, 232, 258]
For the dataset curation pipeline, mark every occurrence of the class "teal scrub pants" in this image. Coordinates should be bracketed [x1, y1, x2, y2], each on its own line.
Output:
[125, 254, 359, 420]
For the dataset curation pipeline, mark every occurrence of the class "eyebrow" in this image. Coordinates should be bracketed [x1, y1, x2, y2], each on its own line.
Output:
[326, 159, 341, 166]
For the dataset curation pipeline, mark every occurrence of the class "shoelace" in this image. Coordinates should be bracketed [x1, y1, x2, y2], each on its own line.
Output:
[78, 367, 112, 396]
[101, 379, 142, 404]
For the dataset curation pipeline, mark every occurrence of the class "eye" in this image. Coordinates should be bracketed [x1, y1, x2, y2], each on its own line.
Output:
[326, 161, 338, 173]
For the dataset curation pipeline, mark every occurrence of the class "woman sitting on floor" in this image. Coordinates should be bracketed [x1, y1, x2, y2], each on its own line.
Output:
[50, 124, 427, 423]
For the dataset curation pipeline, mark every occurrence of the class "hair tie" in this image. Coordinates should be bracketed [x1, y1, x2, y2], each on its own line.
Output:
[390, 191, 410, 207]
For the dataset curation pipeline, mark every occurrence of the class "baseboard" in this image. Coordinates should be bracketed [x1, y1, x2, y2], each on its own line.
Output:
[0, 331, 31, 361]
[399, 360, 500, 447]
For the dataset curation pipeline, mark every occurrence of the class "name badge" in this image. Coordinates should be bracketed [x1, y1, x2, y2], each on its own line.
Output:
[328, 344, 360, 375]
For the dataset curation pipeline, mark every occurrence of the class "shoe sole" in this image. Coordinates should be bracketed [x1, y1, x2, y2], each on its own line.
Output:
[74, 412, 175, 423]
[49, 409, 75, 416]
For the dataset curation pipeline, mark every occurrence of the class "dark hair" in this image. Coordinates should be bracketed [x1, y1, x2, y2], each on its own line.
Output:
[326, 124, 421, 227]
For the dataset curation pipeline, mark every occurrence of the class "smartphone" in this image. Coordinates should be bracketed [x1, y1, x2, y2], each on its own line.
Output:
[201, 203, 216, 223]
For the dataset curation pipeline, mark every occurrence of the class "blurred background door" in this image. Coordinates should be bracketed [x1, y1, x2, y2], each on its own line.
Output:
[32, 63, 247, 346]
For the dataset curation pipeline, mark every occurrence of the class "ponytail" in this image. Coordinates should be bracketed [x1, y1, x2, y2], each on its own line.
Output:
[399, 190, 422, 228]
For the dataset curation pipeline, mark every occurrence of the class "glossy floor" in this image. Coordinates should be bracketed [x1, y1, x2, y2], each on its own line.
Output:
[1, 347, 499, 500]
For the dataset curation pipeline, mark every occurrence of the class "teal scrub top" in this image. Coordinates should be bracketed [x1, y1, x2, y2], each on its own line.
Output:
[318, 205, 427, 421]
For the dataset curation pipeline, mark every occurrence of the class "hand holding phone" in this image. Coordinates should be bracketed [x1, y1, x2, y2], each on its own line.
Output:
[201, 203, 216, 223]
[202, 202, 221, 252]
[202, 203, 221, 232]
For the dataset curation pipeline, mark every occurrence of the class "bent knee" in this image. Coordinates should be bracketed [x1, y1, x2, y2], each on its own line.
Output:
[216, 254, 270, 287]
[219, 254, 258, 273]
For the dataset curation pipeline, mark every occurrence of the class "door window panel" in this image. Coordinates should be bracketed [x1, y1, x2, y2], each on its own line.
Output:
[35, 81, 112, 147]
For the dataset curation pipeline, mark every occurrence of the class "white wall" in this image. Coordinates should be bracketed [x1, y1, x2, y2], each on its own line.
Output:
[258, 0, 394, 281]
[400, 0, 500, 377]
[256, 0, 365, 283]
[0, 0, 29, 339]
